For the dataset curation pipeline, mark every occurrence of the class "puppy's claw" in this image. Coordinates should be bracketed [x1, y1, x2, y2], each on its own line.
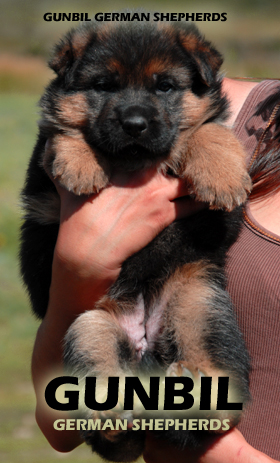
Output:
[45, 133, 110, 196]
[53, 165, 110, 195]
[166, 361, 206, 382]
[194, 173, 252, 212]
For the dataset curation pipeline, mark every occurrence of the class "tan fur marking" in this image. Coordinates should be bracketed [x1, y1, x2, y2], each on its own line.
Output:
[50, 30, 92, 74]
[55, 42, 69, 60]
[144, 58, 175, 77]
[179, 32, 223, 84]
[166, 360, 241, 427]
[160, 261, 216, 366]
[162, 93, 215, 177]
[180, 33, 201, 53]
[165, 122, 252, 210]
[180, 91, 213, 129]
[181, 33, 215, 57]
[180, 31, 222, 67]
[71, 29, 92, 57]
[68, 308, 132, 377]
[58, 93, 88, 127]
[181, 123, 252, 210]
[44, 131, 111, 195]
[206, 53, 222, 74]
[107, 58, 126, 75]
[50, 42, 70, 72]
[160, 261, 241, 418]
[97, 23, 117, 42]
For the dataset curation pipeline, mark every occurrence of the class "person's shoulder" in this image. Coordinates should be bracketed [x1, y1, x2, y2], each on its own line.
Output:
[222, 78, 259, 127]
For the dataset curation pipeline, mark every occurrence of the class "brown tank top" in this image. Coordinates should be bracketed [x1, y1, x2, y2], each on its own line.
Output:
[226, 80, 280, 459]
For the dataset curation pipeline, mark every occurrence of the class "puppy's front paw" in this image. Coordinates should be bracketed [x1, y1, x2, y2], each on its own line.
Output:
[53, 156, 110, 195]
[190, 170, 252, 211]
[44, 134, 110, 195]
[180, 123, 252, 211]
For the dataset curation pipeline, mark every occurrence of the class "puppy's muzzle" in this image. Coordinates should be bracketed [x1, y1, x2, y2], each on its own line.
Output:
[116, 104, 156, 139]
[122, 115, 148, 138]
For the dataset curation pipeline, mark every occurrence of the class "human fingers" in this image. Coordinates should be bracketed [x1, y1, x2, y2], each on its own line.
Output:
[53, 159, 206, 224]
[111, 168, 208, 222]
[55, 168, 207, 267]
[111, 166, 192, 200]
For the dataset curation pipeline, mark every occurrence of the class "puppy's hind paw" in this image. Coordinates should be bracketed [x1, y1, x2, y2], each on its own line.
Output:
[166, 361, 206, 381]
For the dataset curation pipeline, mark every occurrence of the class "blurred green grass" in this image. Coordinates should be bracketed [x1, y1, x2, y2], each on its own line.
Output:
[0, 94, 109, 462]
[0, 94, 38, 386]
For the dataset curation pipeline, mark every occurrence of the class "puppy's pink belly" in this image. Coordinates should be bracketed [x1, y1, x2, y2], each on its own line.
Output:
[118, 315, 147, 359]
[117, 294, 163, 359]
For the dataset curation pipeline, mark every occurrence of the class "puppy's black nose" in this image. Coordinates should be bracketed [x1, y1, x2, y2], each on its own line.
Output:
[122, 116, 148, 138]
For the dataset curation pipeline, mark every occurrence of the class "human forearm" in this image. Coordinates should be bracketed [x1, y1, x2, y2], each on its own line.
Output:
[31, 252, 117, 451]
[32, 309, 82, 451]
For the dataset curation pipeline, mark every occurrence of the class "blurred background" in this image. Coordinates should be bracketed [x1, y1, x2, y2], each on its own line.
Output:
[0, 0, 279, 462]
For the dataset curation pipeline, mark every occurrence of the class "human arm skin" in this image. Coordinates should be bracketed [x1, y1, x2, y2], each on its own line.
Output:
[31, 167, 205, 452]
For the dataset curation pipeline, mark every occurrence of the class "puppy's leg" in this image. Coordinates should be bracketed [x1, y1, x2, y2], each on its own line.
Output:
[64, 295, 144, 416]
[167, 123, 252, 211]
[155, 261, 250, 426]
[43, 131, 111, 195]
[64, 303, 135, 379]
[64, 299, 146, 462]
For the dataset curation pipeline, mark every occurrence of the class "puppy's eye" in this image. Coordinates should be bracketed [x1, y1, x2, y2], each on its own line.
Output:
[156, 81, 174, 93]
[93, 81, 118, 92]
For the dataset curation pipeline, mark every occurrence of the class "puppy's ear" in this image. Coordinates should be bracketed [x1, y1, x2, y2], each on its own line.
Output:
[179, 27, 223, 86]
[49, 27, 93, 78]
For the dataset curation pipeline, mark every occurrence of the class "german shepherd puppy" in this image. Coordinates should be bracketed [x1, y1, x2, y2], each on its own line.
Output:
[20, 17, 251, 462]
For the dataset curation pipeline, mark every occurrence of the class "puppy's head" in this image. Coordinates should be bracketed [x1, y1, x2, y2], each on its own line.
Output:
[41, 19, 227, 170]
